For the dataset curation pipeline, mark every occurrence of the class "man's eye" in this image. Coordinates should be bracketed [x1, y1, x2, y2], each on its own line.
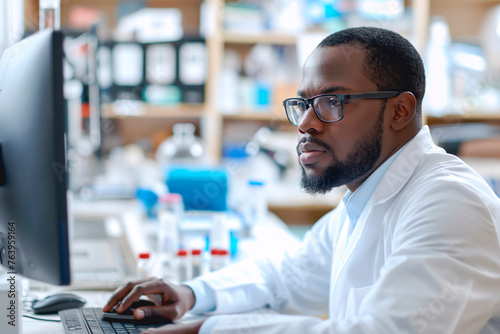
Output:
[329, 99, 340, 107]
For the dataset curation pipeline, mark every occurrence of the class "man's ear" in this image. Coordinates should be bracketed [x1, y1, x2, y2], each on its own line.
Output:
[390, 91, 417, 131]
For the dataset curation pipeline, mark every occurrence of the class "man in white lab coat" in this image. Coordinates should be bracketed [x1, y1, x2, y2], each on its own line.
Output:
[104, 27, 500, 333]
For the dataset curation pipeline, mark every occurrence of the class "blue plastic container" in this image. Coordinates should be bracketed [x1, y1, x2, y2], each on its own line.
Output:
[166, 168, 228, 211]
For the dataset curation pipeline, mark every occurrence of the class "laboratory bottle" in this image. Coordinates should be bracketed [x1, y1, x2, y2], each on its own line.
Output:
[210, 249, 230, 272]
[136, 252, 152, 279]
[155, 123, 204, 167]
[162, 193, 184, 219]
[191, 249, 203, 278]
[210, 214, 230, 251]
[176, 249, 192, 282]
[157, 193, 183, 281]
[423, 16, 452, 116]
[243, 180, 267, 236]
[39, 0, 61, 30]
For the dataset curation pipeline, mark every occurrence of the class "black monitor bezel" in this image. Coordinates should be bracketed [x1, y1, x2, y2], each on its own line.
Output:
[0, 30, 70, 285]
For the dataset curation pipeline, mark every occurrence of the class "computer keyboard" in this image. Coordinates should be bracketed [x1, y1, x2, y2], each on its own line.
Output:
[59, 307, 168, 334]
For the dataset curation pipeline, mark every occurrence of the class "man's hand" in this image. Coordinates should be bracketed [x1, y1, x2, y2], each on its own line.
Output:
[102, 277, 196, 321]
[141, 320, 206, 334]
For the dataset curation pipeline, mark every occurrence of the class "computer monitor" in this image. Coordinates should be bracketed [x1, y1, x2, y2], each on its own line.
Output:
[0, 30, 70, 285]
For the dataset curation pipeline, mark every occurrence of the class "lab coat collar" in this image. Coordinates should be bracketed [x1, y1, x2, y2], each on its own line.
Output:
[372, 125, 441, 205]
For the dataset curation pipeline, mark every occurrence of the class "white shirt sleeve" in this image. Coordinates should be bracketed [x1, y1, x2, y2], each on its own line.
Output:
[183, 280, 216, 314]
[189, 212, 336, 317]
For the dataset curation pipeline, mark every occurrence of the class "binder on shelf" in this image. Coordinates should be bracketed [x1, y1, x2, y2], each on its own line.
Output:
[145, 43, 176, 85]
[144, 43, 180, 105]
[104, 41, 146, 101]
[112, 43, 144, 86]
[178, 40, 207, 104]
[97, 37, 207, 108]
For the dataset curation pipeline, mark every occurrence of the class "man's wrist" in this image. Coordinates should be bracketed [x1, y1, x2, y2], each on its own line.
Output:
[180, 284, 196, 310]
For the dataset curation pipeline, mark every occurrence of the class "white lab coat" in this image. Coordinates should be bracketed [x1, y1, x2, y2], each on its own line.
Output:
[197, 126, 500, 333]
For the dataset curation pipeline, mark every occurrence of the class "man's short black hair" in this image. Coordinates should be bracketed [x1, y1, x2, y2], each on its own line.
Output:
[318, 27, 426, 116]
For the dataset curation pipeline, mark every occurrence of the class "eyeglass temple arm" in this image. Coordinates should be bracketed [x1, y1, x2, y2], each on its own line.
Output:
[346, 91, 403, 100]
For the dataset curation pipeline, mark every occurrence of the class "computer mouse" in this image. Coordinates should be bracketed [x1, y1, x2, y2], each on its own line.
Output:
[32, 293, 86, 315]
[103, 299, 172, 325]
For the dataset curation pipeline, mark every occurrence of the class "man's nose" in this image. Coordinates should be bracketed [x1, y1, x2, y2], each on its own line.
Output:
[298, 105, 324, 134]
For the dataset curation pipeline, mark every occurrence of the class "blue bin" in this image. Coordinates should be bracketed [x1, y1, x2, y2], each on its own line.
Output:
[166, 168, 228, 211]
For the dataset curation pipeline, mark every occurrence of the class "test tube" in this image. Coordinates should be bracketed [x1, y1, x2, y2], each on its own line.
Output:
[210, 249, 230, 272]
[191, 249, 203, 278]
[177, 249, 191, 282]
[39, 0, 60, 31]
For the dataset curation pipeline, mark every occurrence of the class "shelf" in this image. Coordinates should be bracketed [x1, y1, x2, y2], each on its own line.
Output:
[56, 0, 500, 163]
[430, 0, 500, 3]
[101, 103, 205, 119]
[100, 103, 292, 122]
[426, 113, 500, 125]
[222, 109, 289, 122]
[223, 31, 297, 45]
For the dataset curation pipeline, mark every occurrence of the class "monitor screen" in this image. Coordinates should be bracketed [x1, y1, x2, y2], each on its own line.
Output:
[0, 30, 70, 285]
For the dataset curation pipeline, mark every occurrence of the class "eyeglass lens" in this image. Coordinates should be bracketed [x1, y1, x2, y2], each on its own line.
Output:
[286, 95, 342, 125]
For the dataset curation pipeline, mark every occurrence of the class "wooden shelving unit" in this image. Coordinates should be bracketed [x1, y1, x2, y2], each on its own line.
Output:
[25, 0, 500, 161]
[421, 0, 500, 127]
[427, 113, 500, 126]
[22, 0, 500, 225]
[222, 31, 297, 45]
[101, 103, 205, 119]
[221, 109, 288, 122]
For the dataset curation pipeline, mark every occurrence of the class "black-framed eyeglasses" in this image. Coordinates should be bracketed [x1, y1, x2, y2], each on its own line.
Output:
[283, 91, 403, 126]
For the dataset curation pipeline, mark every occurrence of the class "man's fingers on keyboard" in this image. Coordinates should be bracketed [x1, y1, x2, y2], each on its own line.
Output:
[136, 304, 180, 321]
[103, 278, 155, 311]
[118, 279, 165, 312]
[103, 282, 137, 311]
[134, 306, 156, 319]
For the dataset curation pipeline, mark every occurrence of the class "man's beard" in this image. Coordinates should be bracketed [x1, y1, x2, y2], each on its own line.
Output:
[299, 102, 385, 195]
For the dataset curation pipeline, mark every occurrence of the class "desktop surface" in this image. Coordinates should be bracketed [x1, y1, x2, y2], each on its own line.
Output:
[23, 290, 206, 334]
[22, 198, 301, 333]
[23, 290, 111, 334]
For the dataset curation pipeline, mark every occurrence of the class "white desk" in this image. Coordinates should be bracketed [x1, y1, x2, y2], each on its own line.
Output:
[23, 199, 301, 333]
[23, 290, 111, 334]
